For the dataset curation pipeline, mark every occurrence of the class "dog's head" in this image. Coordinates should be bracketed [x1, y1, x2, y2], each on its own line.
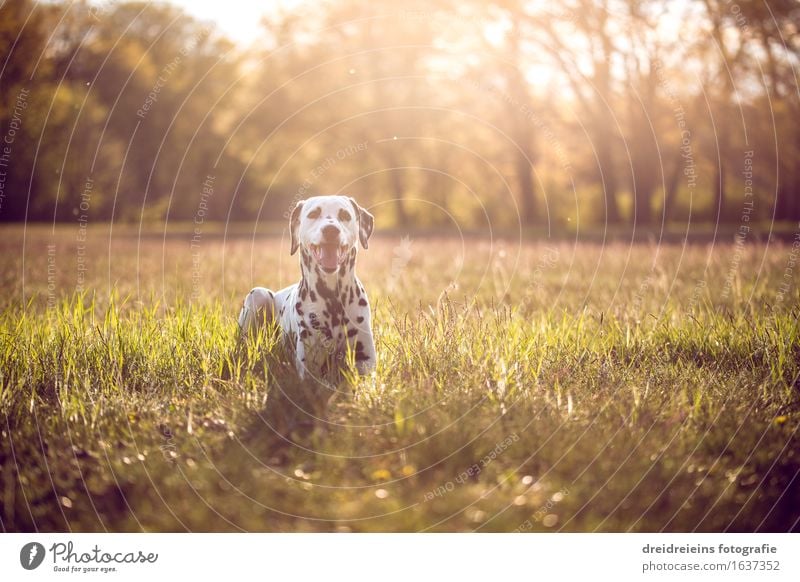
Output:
[289, 195, 374, 274]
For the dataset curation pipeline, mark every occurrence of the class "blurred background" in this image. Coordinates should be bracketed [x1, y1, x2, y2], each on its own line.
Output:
[0, 0, 798, 233]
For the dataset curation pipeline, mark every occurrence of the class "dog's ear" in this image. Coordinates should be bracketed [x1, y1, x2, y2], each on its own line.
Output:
[289, 200, 304, 255]
[349, 198, 374, 249]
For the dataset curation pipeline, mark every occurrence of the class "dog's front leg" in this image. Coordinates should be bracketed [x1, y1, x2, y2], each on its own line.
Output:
[294, 337, 307, 380]
[352, 331, 377, 375]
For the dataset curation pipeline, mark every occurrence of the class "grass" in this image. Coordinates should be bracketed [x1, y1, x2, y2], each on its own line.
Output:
[1, 224, 798, 532]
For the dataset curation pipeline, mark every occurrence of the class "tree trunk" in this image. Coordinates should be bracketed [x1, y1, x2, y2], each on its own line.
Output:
[505, 22, 537, 226]
[514, 146, 536, 226]
[792, 129, 800, 220]
[597, 146, 621, 224]
[662, 155, 683, 222]
[389, 168, 409, 226]
[633, 182, 652, 226]
[713, 157, 726, 222]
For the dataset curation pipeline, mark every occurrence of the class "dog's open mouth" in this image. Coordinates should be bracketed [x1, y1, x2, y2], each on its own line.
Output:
[310, 243, 348, 273]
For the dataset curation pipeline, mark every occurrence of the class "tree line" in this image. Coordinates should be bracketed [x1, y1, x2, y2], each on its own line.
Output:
[1, 0, 798, 229]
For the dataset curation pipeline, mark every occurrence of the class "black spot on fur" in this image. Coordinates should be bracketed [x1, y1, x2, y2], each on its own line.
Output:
[316, 274, 345, 327]
[315, 277, 336, 301]
[300, 329, 309, 339]
[355, 341, 369, 361]
[292, 252, 370, 372]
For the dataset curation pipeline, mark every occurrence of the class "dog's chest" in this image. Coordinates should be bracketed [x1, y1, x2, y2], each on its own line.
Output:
[281, 276, 367, 349]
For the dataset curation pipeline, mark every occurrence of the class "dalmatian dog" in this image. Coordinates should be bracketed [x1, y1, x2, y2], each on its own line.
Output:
[238, 195, 376, 379]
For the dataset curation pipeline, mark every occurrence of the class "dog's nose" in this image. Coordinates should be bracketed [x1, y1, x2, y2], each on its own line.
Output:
[322, 225, 340, 242]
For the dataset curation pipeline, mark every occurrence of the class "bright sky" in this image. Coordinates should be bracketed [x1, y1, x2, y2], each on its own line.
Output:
[165, 0, 301, 45]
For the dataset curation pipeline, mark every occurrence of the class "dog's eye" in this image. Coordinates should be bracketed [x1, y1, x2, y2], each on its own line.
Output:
[307, 208, 321, 219]
[338, 209, 352, 222]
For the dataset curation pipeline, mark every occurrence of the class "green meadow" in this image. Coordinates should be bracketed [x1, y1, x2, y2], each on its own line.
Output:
[1, 225, 798, 532]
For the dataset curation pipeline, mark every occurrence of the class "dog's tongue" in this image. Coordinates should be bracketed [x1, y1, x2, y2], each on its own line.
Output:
[319, 244, 339, 271]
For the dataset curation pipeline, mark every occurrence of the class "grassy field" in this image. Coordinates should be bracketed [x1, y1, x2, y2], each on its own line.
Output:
[1, 224, 798, 532]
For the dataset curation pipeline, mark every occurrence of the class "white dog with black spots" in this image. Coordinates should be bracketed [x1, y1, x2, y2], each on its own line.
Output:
[238, 195, 376, 379]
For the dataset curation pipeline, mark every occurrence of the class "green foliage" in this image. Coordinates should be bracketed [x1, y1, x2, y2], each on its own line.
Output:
[1, 0, 799, 226]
